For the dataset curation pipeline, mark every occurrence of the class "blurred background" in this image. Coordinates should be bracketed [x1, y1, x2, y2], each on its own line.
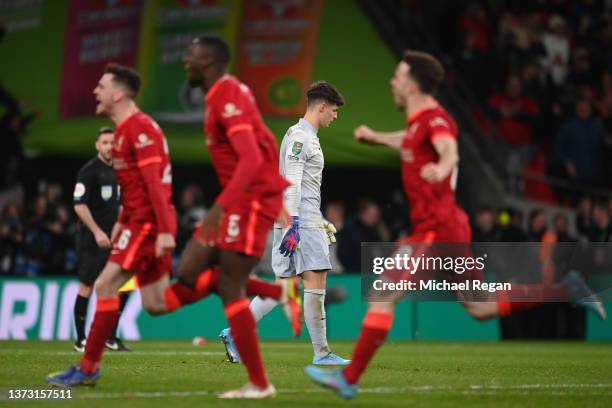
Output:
[0, 0, 611, 342]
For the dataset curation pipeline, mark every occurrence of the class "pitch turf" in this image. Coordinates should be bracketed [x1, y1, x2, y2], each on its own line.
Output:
[0, 340, 611, 407]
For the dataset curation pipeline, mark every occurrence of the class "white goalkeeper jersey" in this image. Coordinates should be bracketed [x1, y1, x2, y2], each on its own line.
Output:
[275, 118, 324, 229]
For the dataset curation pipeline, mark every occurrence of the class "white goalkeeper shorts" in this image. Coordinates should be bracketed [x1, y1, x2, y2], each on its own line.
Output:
[271, 227, 332, 277]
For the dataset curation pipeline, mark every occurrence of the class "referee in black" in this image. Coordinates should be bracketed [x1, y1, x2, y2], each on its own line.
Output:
[72, 127, 130, 352]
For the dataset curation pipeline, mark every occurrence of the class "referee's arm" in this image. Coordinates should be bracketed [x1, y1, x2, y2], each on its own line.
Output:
[74, 204, 111, 248]
[73, 166, 111, 249]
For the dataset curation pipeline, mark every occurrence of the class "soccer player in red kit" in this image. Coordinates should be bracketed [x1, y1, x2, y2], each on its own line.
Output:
[173, 35, 292, 398]
[305, 51, 606, 399]
[46, 63, 297, 390]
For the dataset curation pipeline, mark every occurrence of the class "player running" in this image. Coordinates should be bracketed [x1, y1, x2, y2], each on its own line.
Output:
[72, 127, 131, 353]
[46, 63, 298, 390]
[220, 81, 351, 366]
[169, 35, 299, 399]
[305, 50, 607, 399]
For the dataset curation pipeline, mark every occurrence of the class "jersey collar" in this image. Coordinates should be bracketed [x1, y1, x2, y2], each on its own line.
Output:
[407, 102, 439, 123]
[205, 74, 231, 102]
[298, 118, 318, 136]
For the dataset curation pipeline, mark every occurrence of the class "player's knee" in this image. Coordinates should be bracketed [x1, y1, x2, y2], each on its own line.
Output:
[93, 277, 111, 298]
[142, 297, 166, 316]
[176, 268, 196, 288]
[218, 274, 243, 303]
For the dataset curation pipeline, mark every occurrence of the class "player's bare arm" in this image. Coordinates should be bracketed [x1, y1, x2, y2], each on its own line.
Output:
[420, 135, 458, 183]
[354, 125, 404, 150]
[74, 204, 111, 248]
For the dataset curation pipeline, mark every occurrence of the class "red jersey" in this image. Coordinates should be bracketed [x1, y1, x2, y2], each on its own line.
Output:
[112, 111, 175, 233]
[401, 104, 461, 233]
[204, 75, 289, 207]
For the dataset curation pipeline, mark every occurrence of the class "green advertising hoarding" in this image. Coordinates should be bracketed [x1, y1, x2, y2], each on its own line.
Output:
[2, 276, 611, 341]
[0, 0, 401, 166]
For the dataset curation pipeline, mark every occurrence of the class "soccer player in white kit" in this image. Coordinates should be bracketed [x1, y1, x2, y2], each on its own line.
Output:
[220, 81, 351, 365]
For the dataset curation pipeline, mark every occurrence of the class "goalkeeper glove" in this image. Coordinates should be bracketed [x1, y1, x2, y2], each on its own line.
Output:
[279, 216, 300, 257]
[321, 218, 337, 245]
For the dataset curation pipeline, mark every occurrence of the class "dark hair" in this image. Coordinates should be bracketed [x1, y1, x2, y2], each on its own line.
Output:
[98, 126, 114, 136]
[307, 81, 345, 107]
[402, 50, 445, 95]
[195, 35, 230, 65]
[105, 63, 141, 98]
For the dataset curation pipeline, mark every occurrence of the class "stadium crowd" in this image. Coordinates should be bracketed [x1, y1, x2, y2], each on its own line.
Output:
[2, 181, 611, 277]
[410, 0, 612, 202]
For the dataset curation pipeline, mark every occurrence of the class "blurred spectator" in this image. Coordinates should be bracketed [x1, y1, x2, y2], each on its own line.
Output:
[540, 15, 571, 86]
[337, 199, 390, 273]
[471, 206, 501, 241]
[380, 189, 411, 241]
[323, 201, 345, 231]
[527, 208, 549, 242]
[0, 24, 38, 190]
[176, 184, 206, 252]
[487, 74, 540, 145]
[588, 199, 611, 241]
[575, 195, 593, 236]
[550, 99, 605, 202]
[552, 212, 578, 242]
[0, 202, 24, 274]
[499, 207, 528, 241]
[324, 201, 346, 274]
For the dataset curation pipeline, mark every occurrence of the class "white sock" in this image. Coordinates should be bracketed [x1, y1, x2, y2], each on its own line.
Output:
[304, 289, 330, 358]
[249, 296, 278, 322]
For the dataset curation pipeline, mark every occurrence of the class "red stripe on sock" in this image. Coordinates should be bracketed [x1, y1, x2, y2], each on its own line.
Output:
[163, 288, 182, 312]
[343, 311, 394, 385]
[195, 268, 219, 293]
[80, 298, 119, 374]
[96, 297, 120, 312]
[224, 298, 250, 319]
[225, 297, 268, 388]
[363, 311, 393, 331]
[246, 279, 282, 300]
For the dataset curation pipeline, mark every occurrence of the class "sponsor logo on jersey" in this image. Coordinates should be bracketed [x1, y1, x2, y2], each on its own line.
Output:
[135, 133, 154, 149]
[115, 135, 124, 151]
[429, 116, 449, 129]
[101, 185, 113, 201]
[407, 122, 420, 138]
[222, 103, 243, 118]
[73, 183, 85, 199]
[292, 141, 303, 155]
[401, 148, 415, 162]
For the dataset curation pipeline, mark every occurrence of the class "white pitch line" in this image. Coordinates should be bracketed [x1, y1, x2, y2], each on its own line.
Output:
[49, 351, 226, 356]
[74, 383, 612, 399]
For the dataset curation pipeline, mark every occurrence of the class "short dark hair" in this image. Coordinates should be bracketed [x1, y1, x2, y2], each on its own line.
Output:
[307, 81, 345, 107]
[195, 35, 230, 65]
[402, 50, 445, 95]
[97, 126, 114, 138]
[105, 63, 141, 98]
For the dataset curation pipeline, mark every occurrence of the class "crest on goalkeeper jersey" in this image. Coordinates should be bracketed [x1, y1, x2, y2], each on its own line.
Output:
[292, 141, 303, 155]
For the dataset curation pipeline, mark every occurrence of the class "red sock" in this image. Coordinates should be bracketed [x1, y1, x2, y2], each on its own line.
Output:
[246, 279, 282, 300]
[80, 297, 119, 374]
[225, 298, 268, 388]
[496, 284, 568, 317]
[343, 311, 393, 385]
[164, 269, 219, 312]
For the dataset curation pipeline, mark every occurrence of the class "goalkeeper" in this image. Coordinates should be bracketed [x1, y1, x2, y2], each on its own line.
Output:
[220, 81, 350, 366]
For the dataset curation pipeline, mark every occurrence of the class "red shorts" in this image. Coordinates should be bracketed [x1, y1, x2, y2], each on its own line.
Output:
[194, 193, 283, 258]
[109, 222, 172, 287]
[388, 208, 481, 284]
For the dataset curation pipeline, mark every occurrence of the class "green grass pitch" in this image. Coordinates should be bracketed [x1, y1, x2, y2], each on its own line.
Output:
[1, 340, 611, 407]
